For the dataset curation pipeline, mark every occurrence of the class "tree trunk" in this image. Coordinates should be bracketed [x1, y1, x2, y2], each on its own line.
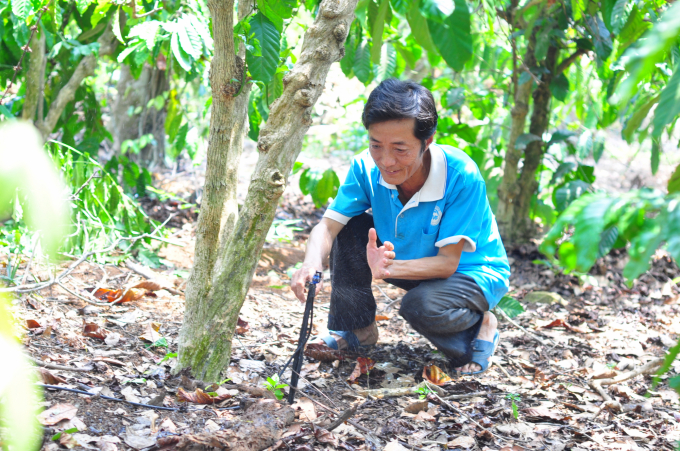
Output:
[110, 64, 169, 167]
[22, 30, 45, 122]
[176, 0, 357, 382]
[511, 45, 559, 240]
[496, 25, 537, 245]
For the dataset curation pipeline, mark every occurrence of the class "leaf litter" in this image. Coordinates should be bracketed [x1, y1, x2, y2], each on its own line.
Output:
[9, 187, 680, 451]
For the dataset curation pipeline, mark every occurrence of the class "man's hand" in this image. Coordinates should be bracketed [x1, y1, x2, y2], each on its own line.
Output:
[367, 228, 395, 279]
[291, 265, 325, 302]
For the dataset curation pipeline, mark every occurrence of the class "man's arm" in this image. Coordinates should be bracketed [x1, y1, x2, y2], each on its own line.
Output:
[367, 228, 465, 280]
[291, 217, 345, 301]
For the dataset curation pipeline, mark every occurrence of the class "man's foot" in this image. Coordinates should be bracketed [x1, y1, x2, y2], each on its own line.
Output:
[316, 322, 379, 351]
[455, 312, 498, 373]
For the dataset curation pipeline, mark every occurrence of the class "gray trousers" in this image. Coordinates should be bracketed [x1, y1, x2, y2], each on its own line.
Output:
[329, 213, 489, 367]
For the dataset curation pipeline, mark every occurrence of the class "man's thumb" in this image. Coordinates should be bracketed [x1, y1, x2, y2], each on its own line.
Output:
[368, 228, 377, 246]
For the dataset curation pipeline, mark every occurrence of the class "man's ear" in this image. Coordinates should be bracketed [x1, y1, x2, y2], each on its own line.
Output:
[422, 136, 434, 153]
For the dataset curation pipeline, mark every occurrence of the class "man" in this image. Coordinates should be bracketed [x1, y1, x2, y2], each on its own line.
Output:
[291, 79, 510, 374]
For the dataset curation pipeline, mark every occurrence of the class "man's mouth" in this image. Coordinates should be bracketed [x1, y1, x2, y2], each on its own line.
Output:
[383, 169, 401, 175]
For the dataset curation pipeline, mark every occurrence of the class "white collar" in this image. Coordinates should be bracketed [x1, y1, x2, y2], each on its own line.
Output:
[377, 144, 447, 202]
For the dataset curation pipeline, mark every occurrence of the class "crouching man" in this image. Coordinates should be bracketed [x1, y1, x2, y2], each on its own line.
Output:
[291, 79, 510, 374]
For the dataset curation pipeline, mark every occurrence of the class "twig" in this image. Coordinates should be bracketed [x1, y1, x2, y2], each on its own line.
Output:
[31, 357, 93, 372]
[324, 404, 357, 431]
[57, 281, 111, 306]
[443, 390, 499, 400]
[589, 358, 664, 416]
[70, 169, 101, 200]
[21, 235, 41, 285]
[497, 307, 552, 346]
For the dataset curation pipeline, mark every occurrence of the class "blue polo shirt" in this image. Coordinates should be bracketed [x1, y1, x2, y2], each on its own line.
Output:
[323, 143, 510, 309]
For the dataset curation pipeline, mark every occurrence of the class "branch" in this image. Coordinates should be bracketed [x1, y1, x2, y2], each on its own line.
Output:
[37, 25, 117, 138]
[22, 30, 46, 121]
[555, 48, 587, 75]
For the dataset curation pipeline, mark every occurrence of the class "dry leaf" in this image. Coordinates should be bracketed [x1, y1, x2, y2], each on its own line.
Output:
[422, 365, 452, 386]
[120, 288, 146, 304]
[291, 396, 316, 421]
[235, 317, 250, 335]
[176, 387, 231, 404]
[347, 357, 376, 382]
[447, 435, 476, 449]
[159, 418, 177, 433]
[93, 288, 122, 303]
[37, 403, 78, 426]
[405, 400, 428, 414]
[414, 410, 436, 422]
[93, 356, 126, 366]
[314, 427, 339, 447]
[26, 319, 41, 329]
[38, 368, 66, 385]
[592, 368, 618, 379]
[304, 343, 344, 362]
[132, 280, 162, 291]
[375, 315, 390, 321]
[139, 322, 161, 342]
[521, 407, 569, 423]
[82, 322, 108, 340]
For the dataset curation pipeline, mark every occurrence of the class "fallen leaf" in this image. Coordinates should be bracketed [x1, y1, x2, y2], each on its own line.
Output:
[447, 435, 476, 449]
[93, 356, 126, 366]
[422, 365, 452, 386]
[159, 418, 177, 433]
[542, 319, 568, 329]
[384, 441, 409, 451]
[82, 322, 108, 340]
[93, 288, 122, 303]
[132, 280, 163, 291]
[592, 368, 618, 379]
[291, 396, 317, 421]
[119, 288, 146, 304]
[347, 357, 376, 382]
[304, 343, 344, 362]
[105, 332, 121, 346]
[38, 368, 66, 385]
[139, 322, 162, 342]
[177, 387, 231, 404]
[415, 410, 436, 422]
[521, 407, 569, 423]
[236, 317, 250, 335]
[405, 400, 429, 414]
[26, 319, 41, 329]
[314, 426, 339, 447]
[37, 403, 78, 425]
[375, 315, 390, 321]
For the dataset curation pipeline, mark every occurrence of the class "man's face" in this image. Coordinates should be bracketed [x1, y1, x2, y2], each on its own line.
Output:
[368, 118, 427, 186]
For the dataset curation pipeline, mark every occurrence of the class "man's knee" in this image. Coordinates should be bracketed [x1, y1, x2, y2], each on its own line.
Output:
[399, 289, 430, 323]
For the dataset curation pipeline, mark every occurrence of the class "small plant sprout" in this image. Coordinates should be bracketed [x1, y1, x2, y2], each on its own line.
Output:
[415, 386, 433, 400]
[264, 374, 289, 400]
[505, 393, 521, 419]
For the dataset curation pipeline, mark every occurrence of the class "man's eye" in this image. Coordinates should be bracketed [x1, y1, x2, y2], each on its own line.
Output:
[396, 149, 407, 152]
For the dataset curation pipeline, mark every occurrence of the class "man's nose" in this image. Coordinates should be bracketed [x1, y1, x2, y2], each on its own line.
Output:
[381, 151, 397, 167]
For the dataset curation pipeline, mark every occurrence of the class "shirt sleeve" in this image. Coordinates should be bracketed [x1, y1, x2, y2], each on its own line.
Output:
[323, 156, 372, 225]
[435, 180, 487, 252]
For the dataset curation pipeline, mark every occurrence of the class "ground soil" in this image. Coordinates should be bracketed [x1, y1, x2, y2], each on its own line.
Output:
[6, 165, 680, 451]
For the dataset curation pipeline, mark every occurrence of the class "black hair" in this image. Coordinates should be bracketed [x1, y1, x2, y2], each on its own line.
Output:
[361, 79, 438, 150]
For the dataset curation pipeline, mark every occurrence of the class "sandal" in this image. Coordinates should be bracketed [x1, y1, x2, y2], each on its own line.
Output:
[319, 324, 378, 352]
[461, 330, 499, 375]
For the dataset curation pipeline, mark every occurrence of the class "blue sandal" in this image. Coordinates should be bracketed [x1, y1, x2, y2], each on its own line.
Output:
[461, 330, 499, 375]
[320, 330, 374, 352]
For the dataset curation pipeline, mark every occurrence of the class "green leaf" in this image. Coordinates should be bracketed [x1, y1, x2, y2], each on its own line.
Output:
[427, 0, 471, 72]
[616, 6, 649, 57]
[496, 296, 525, 319]
[12, 0, 31, 20]
[445, 87, 465, 109]
[577, 131, 593, 160]
[353, 40, 372, 84]
[129, 21, 162, 51]
[419, 0, 453, 23]
[549, 162, 577, 185]
[370, 0, 390, 64]
[669, 163, 680, 194]
[0, 104, 15, 120]
[651, 139, 660, 175]
[171, 32, 192, 71]
[598, 226, 619, 258]
[611, 0, 631, 34]
[390, 0, 408, 15]
[572, 197, 614, 272]
[177, 17, 202, 60]
[257, 0, 298, 31]
[623, 218, 663, 281]
[300, 168, 340, 208]
[117, 42, 144, 63]
[515, 133, 541, 150]
[406, 1, 438, 56]
[247, 12, 281, 84]
[652, 68, 680, 139]
[138, 248, 162, 268]
[113, 7, 124, 43]
[550, 73, 569, 101]
[377, 43, 397, 81]
[622, 95, 659, 143]
[547, 130, 575, 147]
[571, 0, 585, 21]
[592, 136, 605, 163]
[553, 180, 590, 212]
[52, 428, 79, 441]
[587, 16, 612, 65]
[90, 0, 112, 28]
[76, 0, 93, 15]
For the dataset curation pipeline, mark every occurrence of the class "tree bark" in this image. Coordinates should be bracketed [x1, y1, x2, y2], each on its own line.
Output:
[512, 44, 559, 239]
[22, 30, 45, 122]
[176, 0, 356, 382]
[110, 64, 169, 167]
[36, 26, 117, 138]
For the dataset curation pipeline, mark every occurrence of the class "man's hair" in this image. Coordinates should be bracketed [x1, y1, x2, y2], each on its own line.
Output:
[362, 79, 438, 149]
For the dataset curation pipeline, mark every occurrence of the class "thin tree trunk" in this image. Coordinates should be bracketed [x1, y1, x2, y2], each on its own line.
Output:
[22, 30, 45, 122]
[36, 26, 117, 138]
[176, 0, 357, 382]
[512, 45, 559, 239]
[496, 25, 537, 244]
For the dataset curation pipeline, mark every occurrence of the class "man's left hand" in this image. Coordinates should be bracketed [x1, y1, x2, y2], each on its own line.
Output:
[367, 228, 395, 279]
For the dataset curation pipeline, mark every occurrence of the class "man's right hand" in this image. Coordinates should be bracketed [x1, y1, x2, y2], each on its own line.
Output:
[291, 265, 325, 302]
